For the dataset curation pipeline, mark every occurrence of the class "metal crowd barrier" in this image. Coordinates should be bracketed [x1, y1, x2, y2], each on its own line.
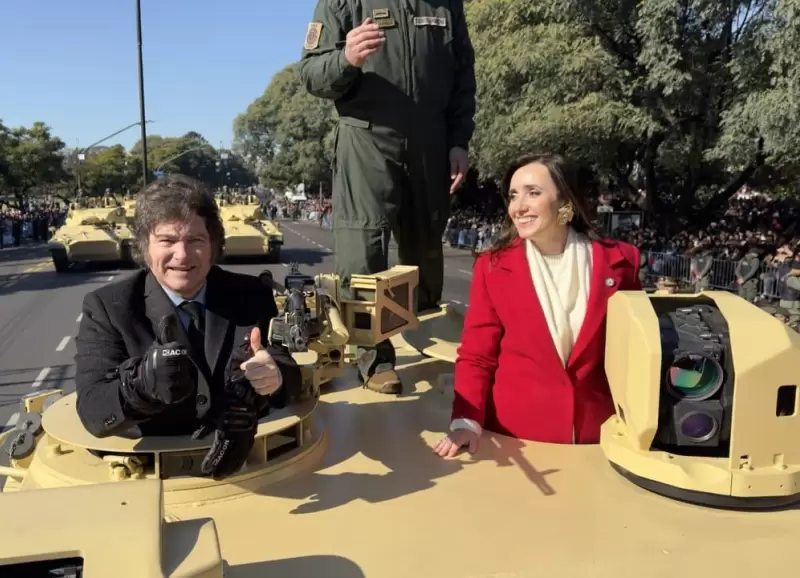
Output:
[643, 251, 782, 301]
[285, 217, 786, 303]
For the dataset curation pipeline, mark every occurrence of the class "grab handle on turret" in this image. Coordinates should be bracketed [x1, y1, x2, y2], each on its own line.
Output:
[322, 304, 349, 347]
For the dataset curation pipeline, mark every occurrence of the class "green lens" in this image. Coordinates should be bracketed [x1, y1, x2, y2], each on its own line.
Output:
[667, 353, 723, 400]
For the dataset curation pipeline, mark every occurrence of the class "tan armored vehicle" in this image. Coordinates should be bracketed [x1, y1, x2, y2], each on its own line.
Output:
[218, 192, 283, 262]
[1, 276, 799, 577]
[47, 196, 135, 272]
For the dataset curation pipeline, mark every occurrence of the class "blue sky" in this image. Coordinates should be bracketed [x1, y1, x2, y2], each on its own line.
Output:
[0, 0, 318, 151]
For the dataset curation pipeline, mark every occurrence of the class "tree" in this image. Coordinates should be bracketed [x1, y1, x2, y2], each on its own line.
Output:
[233, 63, 337, 191]
[465, 0, 786, 225]
[713, 0, 800, 186]
[0, 121, 67, 208]
[129, 133, 257, 189]
[78, 144, 138, 196]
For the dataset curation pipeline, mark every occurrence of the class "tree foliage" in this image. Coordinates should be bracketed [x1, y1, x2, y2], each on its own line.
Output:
[233, 64, 336, 191]
[0, 121, 67, 207]
[717, 0, 800, 169]
[78, 144, 137, 195]
[0, 122, 257, 205]
[127, 133, 252, 188]
[465, 0, 794, 221]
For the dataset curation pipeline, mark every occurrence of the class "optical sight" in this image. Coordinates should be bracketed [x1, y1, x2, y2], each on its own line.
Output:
[601, 291, 800, 509]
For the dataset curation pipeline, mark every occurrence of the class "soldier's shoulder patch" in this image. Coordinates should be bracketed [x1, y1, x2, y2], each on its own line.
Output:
[304, 21, 323, 50]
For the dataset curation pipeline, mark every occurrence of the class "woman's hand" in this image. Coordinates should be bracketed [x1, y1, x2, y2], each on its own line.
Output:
[433, 429, 479, 458]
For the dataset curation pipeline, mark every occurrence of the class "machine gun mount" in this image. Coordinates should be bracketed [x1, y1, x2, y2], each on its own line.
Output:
[263, 263, 419, 399]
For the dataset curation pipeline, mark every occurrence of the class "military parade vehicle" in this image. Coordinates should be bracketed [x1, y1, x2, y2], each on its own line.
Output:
[46, 196, 135, 272]
[217, 193, 283, 262]
[0, 263, 799, 577]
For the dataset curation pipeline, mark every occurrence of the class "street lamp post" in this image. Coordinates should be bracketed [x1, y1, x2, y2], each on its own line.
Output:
[218, 145, 229, 191]
[154, 145, 207, 172]
[75, 120, 153, 196]
[136, 0, 149, 186]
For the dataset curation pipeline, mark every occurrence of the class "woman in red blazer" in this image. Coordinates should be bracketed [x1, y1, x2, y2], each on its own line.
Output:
[434, 154, 641, 457]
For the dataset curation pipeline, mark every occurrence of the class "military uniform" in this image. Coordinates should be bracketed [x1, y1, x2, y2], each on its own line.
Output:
[691, 251, 713, 293]
[734, 250, 760, 303]
[638, 251, 649, 286]
[299, 0, 476, 392]
[779, 259, 800, 324]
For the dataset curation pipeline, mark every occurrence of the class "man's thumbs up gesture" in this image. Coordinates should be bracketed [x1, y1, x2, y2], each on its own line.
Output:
[240, 327, 282, 396]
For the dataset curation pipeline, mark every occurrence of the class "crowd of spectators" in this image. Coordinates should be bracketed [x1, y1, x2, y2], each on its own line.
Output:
[266, 188, 800, 333]
[442, 189, 800, 331]
[0, 201, 66, 249]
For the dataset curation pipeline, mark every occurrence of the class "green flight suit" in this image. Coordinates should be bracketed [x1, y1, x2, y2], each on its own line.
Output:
[299, 0, 476, 378]
[299, 0, 475, 305]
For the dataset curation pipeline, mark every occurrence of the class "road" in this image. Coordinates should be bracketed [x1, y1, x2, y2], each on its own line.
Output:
[0, 220, 475, 436]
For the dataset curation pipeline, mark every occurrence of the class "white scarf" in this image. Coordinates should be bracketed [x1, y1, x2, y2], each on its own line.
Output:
[525, 228, 592, 366]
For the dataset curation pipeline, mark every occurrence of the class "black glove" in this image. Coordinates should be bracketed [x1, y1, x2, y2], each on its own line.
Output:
[193, 334, 259, 480]
[120, 314, 195, 415]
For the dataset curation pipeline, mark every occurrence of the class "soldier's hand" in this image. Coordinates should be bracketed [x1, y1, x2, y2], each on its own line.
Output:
[345, 17, 385, 67]
[449, 147, 469, 194]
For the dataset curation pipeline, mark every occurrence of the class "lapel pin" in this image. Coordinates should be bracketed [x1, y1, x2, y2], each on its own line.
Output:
[605, 277, 616, 287]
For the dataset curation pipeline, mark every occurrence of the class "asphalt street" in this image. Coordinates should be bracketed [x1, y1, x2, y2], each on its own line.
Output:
[0, 220, 475, 437]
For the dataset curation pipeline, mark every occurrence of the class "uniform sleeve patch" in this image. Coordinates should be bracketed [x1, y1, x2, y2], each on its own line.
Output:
[304, 22, 323, 50]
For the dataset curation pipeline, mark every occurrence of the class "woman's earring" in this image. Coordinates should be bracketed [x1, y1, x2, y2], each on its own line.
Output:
[557, 204, 574, 226]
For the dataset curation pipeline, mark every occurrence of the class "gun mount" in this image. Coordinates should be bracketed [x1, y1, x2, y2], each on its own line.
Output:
[264, 263, 420, 399]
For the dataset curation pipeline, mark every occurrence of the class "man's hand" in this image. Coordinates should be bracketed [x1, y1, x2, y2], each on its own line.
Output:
[196, 378, 259, 481]
[345, 17, 385, 68]
[240, 327, 282, 396]
[121, 314, 195, 414]
[449, 147, 469, 194]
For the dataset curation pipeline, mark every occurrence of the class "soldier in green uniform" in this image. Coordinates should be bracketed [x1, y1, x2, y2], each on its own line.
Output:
[638, 249, 650, 287]
[734, 246, 761, 303]
[691, 246, 713, 293]
[299, 0, 476, 394]
[779, 251, 800, 325]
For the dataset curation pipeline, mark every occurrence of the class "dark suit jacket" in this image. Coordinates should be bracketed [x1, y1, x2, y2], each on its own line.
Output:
[74, 265, 302, 438]
[452, 238, 641, 444]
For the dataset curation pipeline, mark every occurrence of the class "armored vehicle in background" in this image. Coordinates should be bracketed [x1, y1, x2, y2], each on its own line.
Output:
[218, 192, 283, 262]
[47, 196, 135, 272]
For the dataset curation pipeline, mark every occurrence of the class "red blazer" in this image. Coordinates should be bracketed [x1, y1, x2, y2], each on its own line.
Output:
[452, 237, 641, 444]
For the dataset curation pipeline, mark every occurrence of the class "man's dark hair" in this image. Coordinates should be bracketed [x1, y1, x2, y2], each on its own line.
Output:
[132, 175, 225, 264]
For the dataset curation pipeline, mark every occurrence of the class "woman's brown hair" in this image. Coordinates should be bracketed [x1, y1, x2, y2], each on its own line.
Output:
[487, 153, 605, 256]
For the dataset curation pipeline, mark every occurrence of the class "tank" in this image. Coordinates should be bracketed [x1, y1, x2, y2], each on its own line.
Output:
[1, 273, 800, 577]
[47, 196, 135, 272]
[218, 193, 283, 262]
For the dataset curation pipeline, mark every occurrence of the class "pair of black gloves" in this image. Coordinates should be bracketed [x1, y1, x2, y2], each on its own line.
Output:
[119, 315, 262, 480]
